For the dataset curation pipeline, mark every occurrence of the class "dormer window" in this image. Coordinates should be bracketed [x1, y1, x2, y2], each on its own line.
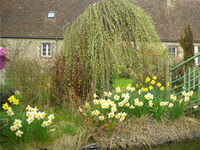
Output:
[47, 11, 55, 19]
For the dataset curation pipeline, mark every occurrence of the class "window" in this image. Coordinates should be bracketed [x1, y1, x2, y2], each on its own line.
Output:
[47, 11, 55, 19]
[168, 46, 177, 57]
[41, 43, 51, 57]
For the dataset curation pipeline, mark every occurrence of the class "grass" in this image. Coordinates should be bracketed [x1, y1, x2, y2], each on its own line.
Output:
[112, 78, 133, 91]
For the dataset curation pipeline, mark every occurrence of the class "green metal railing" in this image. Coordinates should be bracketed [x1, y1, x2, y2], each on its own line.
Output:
[169, 53, 200, 105]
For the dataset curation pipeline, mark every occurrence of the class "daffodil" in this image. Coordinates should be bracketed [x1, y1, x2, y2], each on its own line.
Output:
[149, 101, 153, 107]
[108, 112, 115, 118]
[15, 124, 22, 129]
[123, 99, 128, 104]
[135, 102, 139, 106]
[27, 117, 34, 124]
[138, 90, 141, 95]
[78, 107, 83, 113]
[139, 102, 143, 106]
[7, 107, 12, 112]
[48, 114, 55, 120]
[116, 87, 120, 93]
[119, 117, 125, 122]
[126, 86, 131, 91]
[41, 112, 46, 119]
[31, 107, 38, 113]
[165, 102, 169, 106]
[107, 99, 112, 104]
[99, 115, 104, 120]
[41, 121, 47, 127]
[93, 93, 98, 98]
[160, 102, 165, 106]
[102, 103, 109, 109]
[129, 105, 135, 109]
[118, 102, 124, 107]
[7, 110, 14, 116]
[111, 104, 116, 108]
[127, 84, 131, 87]
[8, 95, 16, 103]
[104, 92, 107, 96]
[167, 82, 169, 87]
[50, 128, 56, 132]
[93, 99, 98, 105]
[108, 92, 112, 97]
[149, 86, 153, 90]
[125, 95, 130, 100]
[46, 120, 52, 126]
[36, 112, 42, 120]
[136, 84, 138, 88]
[85, 102, 89, 108]
[134, 98, 139, 103]
[10, 125, 17, 131]
[121, 93, 126, 98]
[114, 95, 120, 101]
[32, 112, 37, 118]
[125, 103, 130, 107]
[14, 119, 22, 126]
[111, 107, 117, 112]
[145, 77, 150, 83]
[13, 99, 19, 105]
[193, 105, 198, 109]
[26, 105, 32, 111]
[179, 99, 183, 104]
[153, 76, 157, 80]
[122, 112, 127, 118]
[168, 103, 174, 108]
[157, 82, 161, 87]
[184, 97, 189, 102]
[115, 113, 121, 119]
[16, 130, 23, 137]
[2, 103, 9, 110]
[151, 80, 156, 85]
[131, 87, 135, 92]
[91, 111, 96, 116]
[160, 86, 165, 91]
[26, 111, 32, 117]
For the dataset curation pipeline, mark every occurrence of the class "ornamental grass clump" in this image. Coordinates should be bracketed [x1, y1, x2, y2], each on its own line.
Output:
[1, 95, 55, 144]
[78, 75, 197, 134]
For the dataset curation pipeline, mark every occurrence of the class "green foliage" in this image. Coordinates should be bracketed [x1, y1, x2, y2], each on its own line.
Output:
[179, 23, 194, 67]
[55, 0, 168, 105]
[6, 58, 52, 107]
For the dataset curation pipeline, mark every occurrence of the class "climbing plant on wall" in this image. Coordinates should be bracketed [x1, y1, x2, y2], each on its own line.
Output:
[54, 0, 168, 105]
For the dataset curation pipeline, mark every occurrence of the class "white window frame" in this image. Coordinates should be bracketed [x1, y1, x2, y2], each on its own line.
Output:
[47, 11, 55, 19]
[41, 43, 52, 57]
[168, 46, 177, 57]
[194, 46, 200, 65]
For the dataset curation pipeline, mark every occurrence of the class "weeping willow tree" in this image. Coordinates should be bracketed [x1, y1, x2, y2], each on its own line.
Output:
[54, 0, 168, 105]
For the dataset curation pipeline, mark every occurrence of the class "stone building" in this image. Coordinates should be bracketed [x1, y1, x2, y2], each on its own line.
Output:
[0, 0, 200, 65]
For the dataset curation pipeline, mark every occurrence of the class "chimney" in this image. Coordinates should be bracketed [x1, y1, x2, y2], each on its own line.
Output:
[166, 0, 172, 8]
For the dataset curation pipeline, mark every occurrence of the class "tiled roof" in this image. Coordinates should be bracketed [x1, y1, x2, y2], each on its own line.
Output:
[0, 0, 200, 41]
[135, 0, 200, 41]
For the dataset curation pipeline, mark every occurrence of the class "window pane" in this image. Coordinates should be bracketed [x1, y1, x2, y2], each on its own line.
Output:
[42, 44, 46, 56]
[168, 46, 176, 57]
[48, 44, 51, 56]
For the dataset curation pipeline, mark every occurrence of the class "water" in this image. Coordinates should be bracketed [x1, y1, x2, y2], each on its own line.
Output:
[130, 138, 200, 150]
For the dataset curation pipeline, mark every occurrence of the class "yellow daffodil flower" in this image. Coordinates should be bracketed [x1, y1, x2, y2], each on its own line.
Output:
[2, 103, 9, 110]
[157, 82, 161, 87]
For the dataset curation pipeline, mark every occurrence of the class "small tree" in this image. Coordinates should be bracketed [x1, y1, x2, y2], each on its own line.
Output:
[179, 23, 194, 68]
